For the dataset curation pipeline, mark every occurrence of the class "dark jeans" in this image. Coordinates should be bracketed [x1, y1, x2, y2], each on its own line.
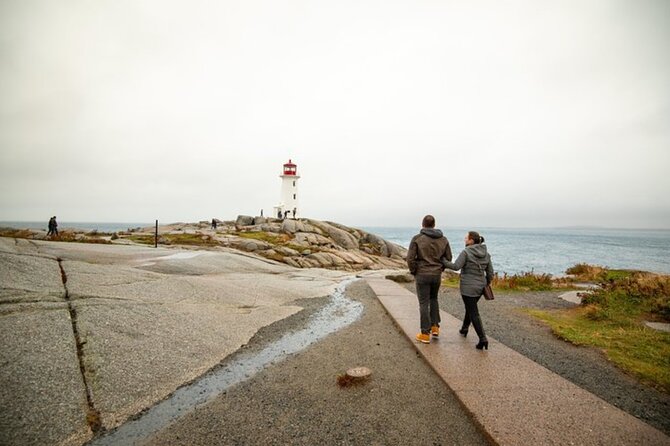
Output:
[461, 295, 486, 341]
[415, 274, 441, 334]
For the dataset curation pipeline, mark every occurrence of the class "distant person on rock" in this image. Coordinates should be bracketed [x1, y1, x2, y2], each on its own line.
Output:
[277, 210, 283, 219]
[442, 231, 494, 351]
[47, 216, 58, 237]
[211, 219, 217, 230]
[407, 215, 452, 344]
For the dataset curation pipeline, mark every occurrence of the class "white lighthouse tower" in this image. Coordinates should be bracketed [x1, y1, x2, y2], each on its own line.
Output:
[273, 159, 300, 219]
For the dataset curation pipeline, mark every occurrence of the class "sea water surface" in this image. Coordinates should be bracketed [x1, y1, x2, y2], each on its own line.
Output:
[362, 227, 670, 276]
[1, 221, 668, 276]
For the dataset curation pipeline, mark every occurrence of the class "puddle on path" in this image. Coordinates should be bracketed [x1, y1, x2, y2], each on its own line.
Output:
[88, 277, 362, 446]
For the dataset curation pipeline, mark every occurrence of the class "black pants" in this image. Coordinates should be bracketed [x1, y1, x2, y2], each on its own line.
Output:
[415, 275, 441, 334]
[461, 295, 486, 341]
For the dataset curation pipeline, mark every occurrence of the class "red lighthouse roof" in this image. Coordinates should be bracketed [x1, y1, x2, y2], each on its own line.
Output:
[282, 159, 297, 176]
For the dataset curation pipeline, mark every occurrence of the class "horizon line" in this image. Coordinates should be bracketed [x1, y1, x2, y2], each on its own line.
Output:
[1, 220, 669, 232]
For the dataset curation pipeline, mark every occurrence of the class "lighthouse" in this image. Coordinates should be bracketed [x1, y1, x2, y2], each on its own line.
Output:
[274, 159, 300, 219]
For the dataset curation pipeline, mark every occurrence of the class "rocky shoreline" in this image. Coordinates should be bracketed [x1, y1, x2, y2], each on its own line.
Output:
[0, 216, 408, 272]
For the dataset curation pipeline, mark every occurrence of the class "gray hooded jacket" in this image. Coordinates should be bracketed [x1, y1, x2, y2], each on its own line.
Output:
[443, 243, 494, 297]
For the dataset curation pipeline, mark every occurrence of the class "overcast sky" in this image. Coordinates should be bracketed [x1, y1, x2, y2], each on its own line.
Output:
[1, 0, 669, 229]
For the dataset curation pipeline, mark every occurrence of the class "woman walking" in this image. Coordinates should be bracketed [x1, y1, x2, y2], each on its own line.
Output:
[442, 231, 494, 350]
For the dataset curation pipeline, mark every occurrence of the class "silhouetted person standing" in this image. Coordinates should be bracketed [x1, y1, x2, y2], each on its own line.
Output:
[47, 216, 58, 237]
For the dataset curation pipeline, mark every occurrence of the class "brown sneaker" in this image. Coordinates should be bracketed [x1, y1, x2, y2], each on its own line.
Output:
[431, 325, 440, 337]
[415, 332, 430, 344]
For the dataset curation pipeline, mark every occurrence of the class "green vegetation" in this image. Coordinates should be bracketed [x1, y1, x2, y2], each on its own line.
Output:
[441, 271, 460, 288]
[233, 231, 315, 254]
[127, 234, 155, 245]
[234, 231, 286, 244]
[566, 263, 638, 282]
[526, 266, 670, 393]
[56, 233, 111, 244]
[493, 271, 565, 291]
[162, 233, 219, 246]
[442, 270, 575, 291]
[128, 232, 219, 246]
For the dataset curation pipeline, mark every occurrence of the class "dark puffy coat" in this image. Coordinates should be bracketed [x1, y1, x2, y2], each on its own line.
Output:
[407, 228, 452, 276]
[443, 243, 494, 297]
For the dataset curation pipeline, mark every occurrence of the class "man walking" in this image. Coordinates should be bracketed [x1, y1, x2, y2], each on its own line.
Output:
[407, 215, 452, 344]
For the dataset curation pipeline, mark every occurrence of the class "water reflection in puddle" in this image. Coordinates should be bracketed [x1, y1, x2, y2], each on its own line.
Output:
[89, 277, 362, 445]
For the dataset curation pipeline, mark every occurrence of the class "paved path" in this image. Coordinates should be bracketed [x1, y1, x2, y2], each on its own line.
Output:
[366, 278, 670, 446]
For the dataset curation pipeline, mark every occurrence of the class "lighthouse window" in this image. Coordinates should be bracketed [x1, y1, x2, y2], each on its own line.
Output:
[293, 194, 296, 199]
[293, 181, 295, 187]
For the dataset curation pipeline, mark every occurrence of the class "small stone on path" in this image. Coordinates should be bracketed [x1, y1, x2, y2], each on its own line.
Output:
[346, 366, 372, 380]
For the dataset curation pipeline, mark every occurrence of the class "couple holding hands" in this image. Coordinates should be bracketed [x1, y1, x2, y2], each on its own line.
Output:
[407, 215, 494, 350]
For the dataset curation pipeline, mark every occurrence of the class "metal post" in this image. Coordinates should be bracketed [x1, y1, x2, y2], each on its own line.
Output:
[154, 220, 158, 248]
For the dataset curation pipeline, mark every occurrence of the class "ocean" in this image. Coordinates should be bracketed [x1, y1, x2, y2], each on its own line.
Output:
[362, 226, 670, 276]
[1, 221, 668, 276]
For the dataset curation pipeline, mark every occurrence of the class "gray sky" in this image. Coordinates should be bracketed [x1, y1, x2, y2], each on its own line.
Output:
[1, 0, 669, 228]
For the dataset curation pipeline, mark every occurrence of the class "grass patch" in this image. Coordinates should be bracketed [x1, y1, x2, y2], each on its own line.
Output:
[126, 234, 155, 245]
[524, 269, 670, 392]
[493, 271, 558, 291]
[161, 233, 219, 246]
[441, 271, 460, 288]
[525, 307, 670, 392]
[566, 262, 638, 283]
[233, 231, 315, 254]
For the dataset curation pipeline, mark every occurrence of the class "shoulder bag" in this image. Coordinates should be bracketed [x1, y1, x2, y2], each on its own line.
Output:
[470, 252, 495, 300]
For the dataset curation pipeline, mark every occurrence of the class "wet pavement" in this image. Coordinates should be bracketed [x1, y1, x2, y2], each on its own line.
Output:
[89, 279, 363, 445]
[0, 238, 353, 446]
[368, 278, 670, 446]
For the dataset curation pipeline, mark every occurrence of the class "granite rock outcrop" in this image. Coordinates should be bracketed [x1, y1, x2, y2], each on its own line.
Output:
[0, 217, 408, 272]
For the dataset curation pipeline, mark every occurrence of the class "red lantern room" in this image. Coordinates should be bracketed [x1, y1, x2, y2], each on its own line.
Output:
[282, 159, 298, 176]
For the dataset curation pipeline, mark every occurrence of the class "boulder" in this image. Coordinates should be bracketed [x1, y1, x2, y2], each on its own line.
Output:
[293, 232, 332, 246]
[253, 217, 268, 225]
[306, 252, 334, 268]
[361, 233, 406, 258]
[260, 223, 282, 233]
[281, 219, 299, 234]
[308, 221, 358, 250]
[275, 247, 300, 257]
[228, 238, 272, 252]
[284, 257, 302, 268]
[281, 219, 322, 235]
[235, 215, 255, 226]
